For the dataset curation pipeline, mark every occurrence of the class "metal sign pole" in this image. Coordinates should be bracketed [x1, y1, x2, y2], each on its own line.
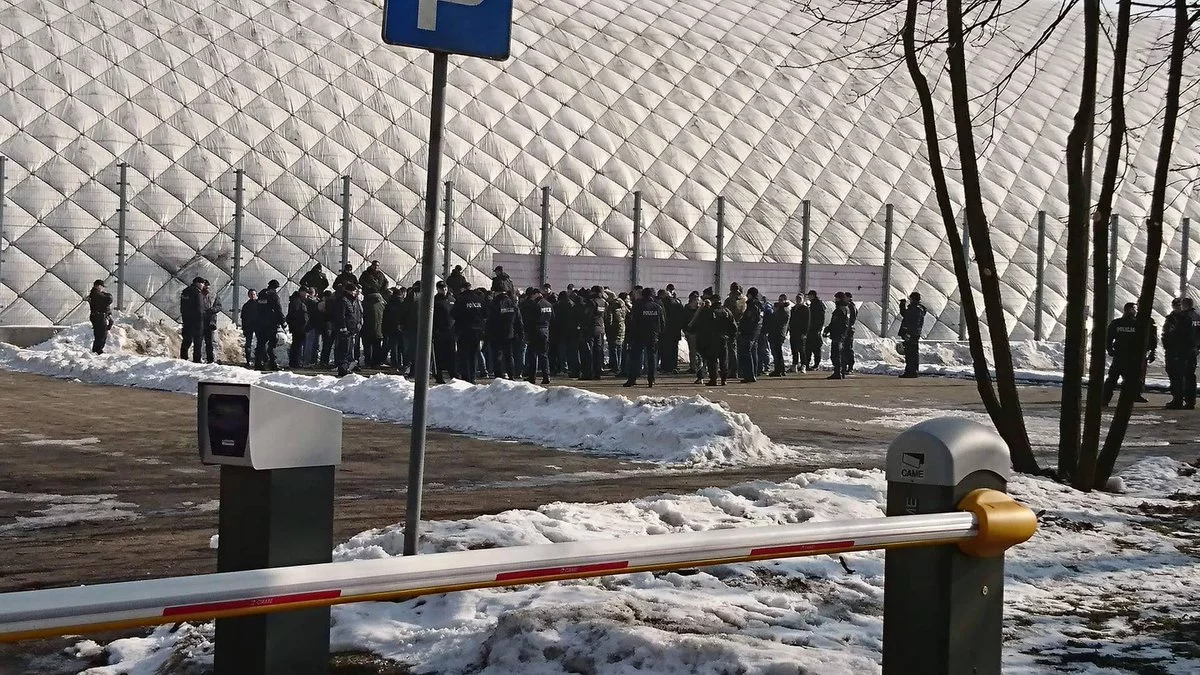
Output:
[405, 51, 450, 558]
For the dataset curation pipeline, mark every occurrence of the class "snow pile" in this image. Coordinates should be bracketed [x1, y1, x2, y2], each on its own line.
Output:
[0, 490, 139, 534]
[0, 317, 790, 467]
[77, 458, 1200, 674]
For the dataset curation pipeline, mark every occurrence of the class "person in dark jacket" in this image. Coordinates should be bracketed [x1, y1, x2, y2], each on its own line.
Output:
[383, 287, 407, 370]
[200, 279, 221, 364]
[359, 261, 389, 297]
[897, 292, 928, 378]
[767, 295, 791, 377]
[1104, 302, 1156, 405]
[253, 280, 286, 370]
[361, 290, 386, 367]
[553, 291, 579, 377]
[300, 264, 329, 296]
[286, 288, 311, 368]
[624, 287, 665, 388]
[334, 264, 358, 290]
[240, 290, 259, 365]
[487, 290, 523, 379]
[697, 298, 737, 386]
[736, 288, 764, 383]
[86, 280, 113, 354]
[843, 291, 858, 376]
[332, 284, 363, 377]
[452, 283, 487, 383]
[317, 290, 335, 367]
[806, 290, 826, 370]
[432, 281, 456, 383]
[1163, 298, 1185, 406]
[789, 294, 810, 373]
[403, 281, 423, 375]
[179, 277, 206, 362]
[823, 294, 849, 380]
[522, 288, 554, 384]
[447, 265, 468, 298]
[660, 289, 686, 374]
[580, 286, 607, 380]
[302, 289, 322, 366]
[491, 266, 515, 297]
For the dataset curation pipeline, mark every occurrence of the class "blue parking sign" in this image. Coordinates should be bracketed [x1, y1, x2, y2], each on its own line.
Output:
[382, 0, 514, 61]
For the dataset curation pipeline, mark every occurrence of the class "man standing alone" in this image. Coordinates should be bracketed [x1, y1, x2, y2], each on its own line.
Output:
[897, 292, 927, 378]
[86, 280, 113, 354]
[806, 290, 825, 370]
[180, 277, 205, 362]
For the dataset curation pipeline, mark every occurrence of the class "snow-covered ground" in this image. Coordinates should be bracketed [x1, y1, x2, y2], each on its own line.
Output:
[0, 316, 792, 467]
[75, 457, 1200, 675]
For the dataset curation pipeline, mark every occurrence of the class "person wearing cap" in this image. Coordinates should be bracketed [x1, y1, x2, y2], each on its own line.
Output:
[360, 260, 388, 297]
[200, 278, 222, 364]
[447, 265, 468, 298]
[240, 290, 259, 366]
[789, 293, 810, 373]
[332, 283, 364, 377]
[334, 264, 358, 290]
[806, 290, 826, 370]
[253, 280, 286, 370]
[491, 265, 515, 298]
[300, 264, 329, 296]
[86, 279, 113, 354]
[179, 276, 206, 362]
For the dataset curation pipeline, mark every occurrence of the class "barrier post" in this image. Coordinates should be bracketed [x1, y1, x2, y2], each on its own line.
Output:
[540, 186, 550, 287]
[1108, 214, 1118, 320]
[631, 190, 642, 289]
[1181, 217, 1190, 297]
[883, 417, 1014, 675]
[231, 169, 244, 327]
[957, 217, 969, 341]
[116, 163, 128, 311]
[442, 180, 453, 281]
[881, 203, 894, 336]
[715, 196, 725, 293]
[799, 199, 811, 293]
[340, 176, 351, 271]
[1034, 211, 1046, 340]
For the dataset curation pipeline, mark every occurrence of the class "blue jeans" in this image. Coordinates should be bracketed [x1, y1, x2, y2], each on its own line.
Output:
[303, 329, 319, 365]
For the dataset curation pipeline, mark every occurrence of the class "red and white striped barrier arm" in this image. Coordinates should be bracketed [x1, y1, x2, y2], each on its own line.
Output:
[0, 511, 977, 642]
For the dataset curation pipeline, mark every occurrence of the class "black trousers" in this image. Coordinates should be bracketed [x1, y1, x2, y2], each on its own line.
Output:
[526, 331, 550, 379]
[828, 333, 845, 375]
[806, 332, 822, 368]
[790, 334, 806, 368]
[626, 339, 658, 384]
[181, 324, 203, 362]
[703, 342, 728, 382]
[903, 337, 920, 375]
[456, 331, 482, 382]
[254, 328, 278, 369]
[583, 331, 604, 378]
[335, 331, 358, 375]
[490, 338, 516, 378]
[843, 329, 856, 373]
[289, 330, 306, 367]
[433, 334, 456, 380]
[91, 316, 109, 354]
[769, 335, 785, 374]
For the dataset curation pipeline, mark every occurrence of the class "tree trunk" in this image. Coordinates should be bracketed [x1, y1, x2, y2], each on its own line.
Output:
[1096, 0, 1188, 487]
[945, 0, 1038, 472]
[901, 0, 1007, 436]
[1081, 0, 1131, 489]
[1073, 0, 1104, 489]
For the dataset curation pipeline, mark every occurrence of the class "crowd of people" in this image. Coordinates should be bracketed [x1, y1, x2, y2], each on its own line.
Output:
[208, 262, 931, 385]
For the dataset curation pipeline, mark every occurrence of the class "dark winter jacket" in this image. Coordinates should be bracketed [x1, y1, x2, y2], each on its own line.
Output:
[384, 295, 406, 334]
[582, 297, 606, 335]
[738, 297, 764, 338]
[433, 293, 454, 337]
[491, 272, 515, 297]
[522, 297, 554, 333]
[332, 290, 363, 334]
[697, 305, 737, 350]
[254, 288, 286, 332]
[629, 299, 666, 342]
[334, 271, 358, 290]
[447, 269, 468, 297]
[899, 301, 928, 339]
[362, 292, 385, 340]
[300, 267, 329, 294]
[766, 301, 791, 339]
[1108, 316, 1157, 357]
[359, 268, 389, 296]
[286, 294, 309, 334]
[807, 299, 826, 335]
[790, 303, 810, 336]
[453, 289, 487, 334]
[240, 300, 259, 332]
[180, 285, 204, 327]
[87, 289, 113, 319]
[663, 296, 687, 337]
[487, 295, 522, 341]
[824, 303, 849, 338]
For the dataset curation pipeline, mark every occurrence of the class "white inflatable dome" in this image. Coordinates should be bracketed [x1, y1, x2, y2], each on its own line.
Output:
[0, 0, 1196, 338]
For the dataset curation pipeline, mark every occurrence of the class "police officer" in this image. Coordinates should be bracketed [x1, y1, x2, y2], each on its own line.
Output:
[1104, 302, 1156, 405]
[824, 293, 849, 380]
[254, 280, 286, 370]
[240, 290, 259, 365]
[332, 284, 363, 377]
[452, 282, 488, 383]
[789, 294, 810, 373]
[1170, 297, 1200, 410]
[180, 276, 206, 362]
[432, 281, 456, 384]
[806, 290, 825, 370]
[522, 288, 554, 384]
[767, 294, 791, 377]
[898, 292, 928, 378]
[624, 287, 665, 388]
[580, 286, 606, 380]
[1163, 298, 1184, 405]
[843, 291, 858, 376]
[86, 280, 113, 354]
[698, 297, 736, 386]
[737, 288, 764, 383]
[487, 289, 522, 379]
[287, 288, 311, 368]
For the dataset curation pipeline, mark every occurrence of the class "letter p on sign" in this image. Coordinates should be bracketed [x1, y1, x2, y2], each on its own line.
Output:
[418, 0, 483, 30]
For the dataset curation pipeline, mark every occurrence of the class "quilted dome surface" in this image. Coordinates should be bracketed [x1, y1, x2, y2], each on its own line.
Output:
[0, 0, 1197, 338]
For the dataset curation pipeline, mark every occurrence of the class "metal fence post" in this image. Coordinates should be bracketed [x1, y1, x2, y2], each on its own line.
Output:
[1181, 217, 1191, 297]
[540, 186, 550, 287]
[1034, 211, 1046, 340]
[116, 163, 128, 311]
[881, 203, 894, 336]
[957, 217, 969, 341]
[231, 169, 245, 327]
[799, 199, 811, 293]
[0, 157, 6, 296]
[442, 180, 453, 281]
[340, 175, 351, 272]
[883, 417, 1021, 675]
[1108, 214, 1118, 319]
[715, 196, 726, 294]
[631, 190, 642, 289]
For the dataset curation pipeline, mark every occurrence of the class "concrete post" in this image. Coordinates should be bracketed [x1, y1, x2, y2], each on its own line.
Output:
[715, 196, 726, 294]
[882, 417, 1019, 675]
[1034, 211, 1046, 340]
[540, 186, 550, 287]
[799, 199, 811, 293]
[957, 217, 969, 341]
[231, 169, 245, 327]
[881, 203, 894, 336]
[1108, 214, 1118, 319]
[340, 175, 351, 272]
[116, 163, 128, 311]
[0, 157, 6, 297]
[631, 190, 642, 289]
[442, 180, 453, 282]
[1181, 217, 1191, 297]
